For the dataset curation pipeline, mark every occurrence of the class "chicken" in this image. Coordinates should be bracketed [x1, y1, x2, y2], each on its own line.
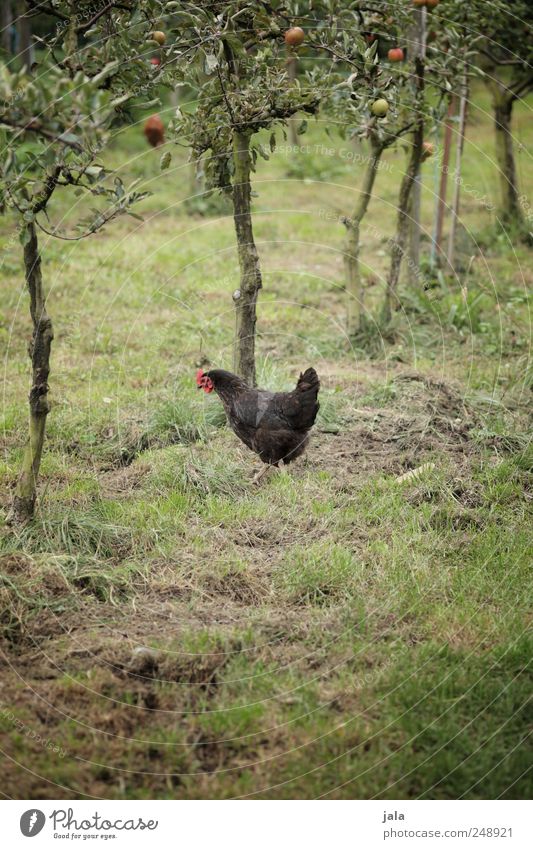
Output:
[143, 114, 165, 147]
[197, 367, 320, 480]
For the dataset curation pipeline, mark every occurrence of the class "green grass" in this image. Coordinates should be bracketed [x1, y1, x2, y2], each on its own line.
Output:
[0, 80, 531, 800]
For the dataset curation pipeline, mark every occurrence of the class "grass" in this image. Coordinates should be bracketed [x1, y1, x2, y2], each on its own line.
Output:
[0, 80, 531, 800]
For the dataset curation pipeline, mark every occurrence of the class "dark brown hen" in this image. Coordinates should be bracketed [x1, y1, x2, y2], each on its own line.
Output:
[197, 368, 320, 474]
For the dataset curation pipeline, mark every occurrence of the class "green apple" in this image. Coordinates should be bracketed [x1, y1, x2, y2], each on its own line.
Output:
[371, 98, 389, 117]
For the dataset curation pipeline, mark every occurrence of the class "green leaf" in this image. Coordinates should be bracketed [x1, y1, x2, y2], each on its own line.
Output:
[58, 132, 80, 145]
[19, 225, 31, 246]
[204, 53, 218, 74]
[160, 150, 172, 170]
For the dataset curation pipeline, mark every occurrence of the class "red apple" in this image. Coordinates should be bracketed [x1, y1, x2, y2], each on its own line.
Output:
[284, 26, 305, 47]
[387, 47, 404, 62]
[150, 57, 161, 67]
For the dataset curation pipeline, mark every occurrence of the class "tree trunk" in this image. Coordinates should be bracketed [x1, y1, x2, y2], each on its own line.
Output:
[1, 1, 12, 55]
[286, 50, 299, 148]
[10, 223, 53, 522]
[16, 0, 32, 71]
[383, 57, 425, 325]
[232, 130, 262, 387]
[344, 137, 383, 336]
[431, 95, 454, 266]
[487, 80, 524, 227]
[408, 6, 427, 274]
[447, 65, 469, 269]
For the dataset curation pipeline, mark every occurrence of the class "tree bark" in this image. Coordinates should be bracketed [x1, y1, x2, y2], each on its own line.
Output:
[344, 137, 383, 336]
[447, 65, 469, 269]
[383, 57, 425, 325]
[10, 222, 53, 522]
[286, 50, 299, 148]
[431, 95, 454, 265]
[16, 0, 33, 71]
[1, 1, 12, 55]
[486, 79, 524, 227]
[408, 6, 427, 274]
[232, 129, 262, 387]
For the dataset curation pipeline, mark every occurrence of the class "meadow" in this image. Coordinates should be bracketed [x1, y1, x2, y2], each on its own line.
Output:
[0, 81, 531, 799]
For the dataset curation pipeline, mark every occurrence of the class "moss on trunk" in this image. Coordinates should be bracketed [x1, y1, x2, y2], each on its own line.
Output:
[487, 80, 524, 227]
[10, 222, 53, 522]
[344, 138, 384, 337]
[232, 129, 262, 387]
[383, 57, 425, 325]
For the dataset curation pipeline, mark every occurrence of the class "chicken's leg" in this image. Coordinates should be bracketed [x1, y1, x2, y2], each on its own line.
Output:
[252, 464, 273, 485]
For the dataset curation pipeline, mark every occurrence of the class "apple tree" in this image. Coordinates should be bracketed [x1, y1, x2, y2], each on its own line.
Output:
[446, 0, 533, 232]
[379, 0, 484, 324]
[0, 4, 161, 522]
[148, 0, 378, 386]
[324, 0, 417, 336]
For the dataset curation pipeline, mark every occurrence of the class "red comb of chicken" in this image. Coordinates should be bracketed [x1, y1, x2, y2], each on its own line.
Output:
[196, 369, 205, 386]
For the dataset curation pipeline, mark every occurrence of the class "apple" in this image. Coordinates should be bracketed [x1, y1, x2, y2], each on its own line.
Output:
[150, 57, 161, 66]
[422, 141, 434, 159]
[284, 26, 305, 47]
[371, 98, 389, 117]
[150, 30, 166, 45]
[387, 47, 404, 62]
[426, 0, 440, 7]
[412, 0, 426, 6]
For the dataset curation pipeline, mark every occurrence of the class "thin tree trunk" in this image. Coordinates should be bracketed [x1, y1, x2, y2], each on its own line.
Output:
[10, 222, 54, 522]
[1, 1, 12, 55]
[286, 50, 299, 148]
[16, 0, 32, 71]
[232, 129, 262, 386]
[408, 6, 427, 273]
[383, 57, 425, 324]
[487, 80, 524, 227]
[344, 137, 383, 336]
[431, 95, 454, 265]
[447, 65, 468, 269]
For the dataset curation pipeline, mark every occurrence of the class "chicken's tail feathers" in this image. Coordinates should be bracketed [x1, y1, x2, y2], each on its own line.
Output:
[293, 367, 320, 427]
[296, 367, 320, 395]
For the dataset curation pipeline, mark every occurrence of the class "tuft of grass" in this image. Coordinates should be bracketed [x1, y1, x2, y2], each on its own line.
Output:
[274, 542, 361, 606]
[2, 503, 134, 560]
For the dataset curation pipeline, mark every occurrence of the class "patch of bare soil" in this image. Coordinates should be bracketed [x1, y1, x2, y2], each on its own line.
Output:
[99, 462, 151, 496]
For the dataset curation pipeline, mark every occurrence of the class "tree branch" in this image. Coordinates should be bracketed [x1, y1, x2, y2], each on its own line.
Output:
[0, 119, 84, 150]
